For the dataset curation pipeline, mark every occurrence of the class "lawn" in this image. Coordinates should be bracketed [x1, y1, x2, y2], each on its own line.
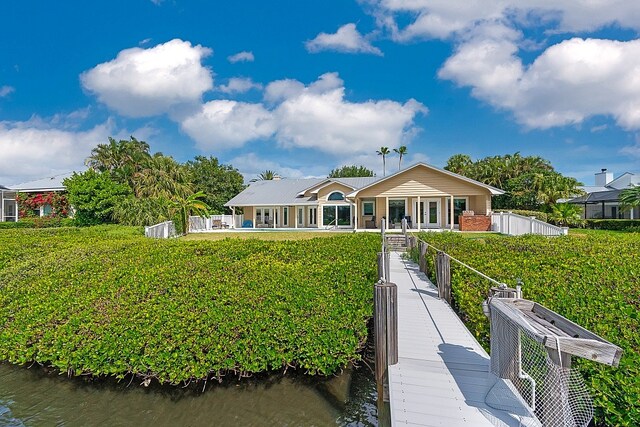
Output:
[0, 226, 380, 385]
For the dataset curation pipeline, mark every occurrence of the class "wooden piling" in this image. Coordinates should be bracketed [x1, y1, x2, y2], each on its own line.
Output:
[436, 251, 451, 304]
[377, 251, 391, 282]
[418, 241, 427, 274]
[374, 280, 398, 402]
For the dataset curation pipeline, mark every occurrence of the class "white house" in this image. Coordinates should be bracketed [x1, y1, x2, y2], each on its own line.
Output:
[569, 169, 640, 219]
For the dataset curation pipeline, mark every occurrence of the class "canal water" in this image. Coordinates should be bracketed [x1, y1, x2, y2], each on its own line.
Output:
[0, 361, 378, 426]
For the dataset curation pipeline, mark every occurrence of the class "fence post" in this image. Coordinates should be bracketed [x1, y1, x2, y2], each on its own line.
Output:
[419, 241, 427, 274]
[562, 227, 569, 236]
[381, 218, 386, 253]
[530, 216, 535, 234]
[436, 251, 451, 304]
[374, 280, 398, 402]
[164, 222, 169, 238]
[377, 251, 391, 282]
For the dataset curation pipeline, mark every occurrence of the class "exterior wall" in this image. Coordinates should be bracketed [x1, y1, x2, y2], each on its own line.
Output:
[468, 195, 490, 215]
[582, 203, 640, 219]
[316, 182, 355, 202]
[459, 215, 491, 231]
[357, 166, 490, 198]
[243, 206, 254, 227]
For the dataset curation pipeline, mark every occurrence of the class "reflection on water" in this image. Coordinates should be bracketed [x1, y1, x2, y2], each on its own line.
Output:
[0, 361, 377, 427]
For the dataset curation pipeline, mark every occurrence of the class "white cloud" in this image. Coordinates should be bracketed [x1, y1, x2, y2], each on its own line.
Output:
[227, 153, 317, 181]
[0, 116, 113, 185]
[217, 77, 263, 94]
[0, 85, 15, 97]
[81, 39, 213, 117]
[271, 73, 425, 154]
[621, 140, 640, 159]
[368, 0, 640, 41]
[440, 34, 640, 130]
[180, 101, 276, 149]
[306, 23, 383, 55]
[227, 51, 255, 63]
[180, 73, 425, 154]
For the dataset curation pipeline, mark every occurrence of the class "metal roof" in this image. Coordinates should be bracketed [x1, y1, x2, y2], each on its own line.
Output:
[11, 172, 75, 192]
[569, 189, 622, 204]
[225, 178, 325, 207]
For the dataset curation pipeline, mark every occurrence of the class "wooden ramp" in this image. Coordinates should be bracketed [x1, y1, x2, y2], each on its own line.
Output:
[387, 252, 540, 427]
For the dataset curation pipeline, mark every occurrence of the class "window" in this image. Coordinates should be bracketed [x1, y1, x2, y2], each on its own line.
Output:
[388, 199, 406, 224]
[362, 201, 374, 216]
[297, 207, 304, 226]
[446, 198, 468, 225]
[283, 207, 288, 226]
[328, 191, 344, 201]
[308, 207, 317, 226]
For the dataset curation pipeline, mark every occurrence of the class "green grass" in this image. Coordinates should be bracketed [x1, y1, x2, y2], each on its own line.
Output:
[0, 226, 380, 385]
[181, 230, 350, 241]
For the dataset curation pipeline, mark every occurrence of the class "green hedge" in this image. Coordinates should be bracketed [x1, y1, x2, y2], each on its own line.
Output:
[410, 232, 640, 426]
[0, 217, 75, 229]
[0, 227, 379, 385]
[493, 209, 548, 222]
[585, 219, 640, 231]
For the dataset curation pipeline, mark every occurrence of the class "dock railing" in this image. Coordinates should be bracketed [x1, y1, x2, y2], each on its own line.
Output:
[491, 211, 568, 236]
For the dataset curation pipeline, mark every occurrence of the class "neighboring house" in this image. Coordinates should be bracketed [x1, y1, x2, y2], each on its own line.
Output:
[225, 163, 504, 230]
[0, 185, 18, 222]
[568, 169, 640, 219]
[8, 172, 72, 220]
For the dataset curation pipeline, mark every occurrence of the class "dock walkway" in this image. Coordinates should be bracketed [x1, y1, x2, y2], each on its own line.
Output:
[387, 252, 539, 426]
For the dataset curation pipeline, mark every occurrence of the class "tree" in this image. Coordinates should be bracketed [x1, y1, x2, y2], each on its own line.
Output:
[63, 170, 131, 225]
[252, 170, 277, 182]
[444, 154, 473, 175]
[328, 165, 375, 178]
[186, 156, 245, 214]
[549, 203, 583, 227]
[85, 136, 151, 188]
[376, 147, 390, 176]
[170, 191, 210, 235]
[393, 146, 408, 171]
[112, 196, 172, 226]
[131, 154, 192, 200]
[620, 185, 640, 211]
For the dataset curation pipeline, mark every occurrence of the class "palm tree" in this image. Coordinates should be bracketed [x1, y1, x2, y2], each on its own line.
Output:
[170, 191, 210, 235]
[393, 146, 408, 171]
[85, 136, 151, 187]
[376, 147, 390, 176]
[251, 170, 277, 182]
[620, 185, 640, 212]
[131, 154, 192, 200]
[549, 203, 583, 227]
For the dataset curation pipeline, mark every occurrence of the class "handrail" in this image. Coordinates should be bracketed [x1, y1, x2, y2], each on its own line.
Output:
[414, 236, 506, 288]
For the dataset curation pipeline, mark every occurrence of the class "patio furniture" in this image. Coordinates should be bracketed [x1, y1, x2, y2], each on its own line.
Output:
[365, 216, 376, 229]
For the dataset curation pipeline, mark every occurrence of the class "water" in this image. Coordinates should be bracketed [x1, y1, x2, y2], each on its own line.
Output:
[0, 362, 378, 426]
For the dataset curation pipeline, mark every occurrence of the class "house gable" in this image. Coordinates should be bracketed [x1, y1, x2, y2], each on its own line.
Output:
[317, 182, 356, 201]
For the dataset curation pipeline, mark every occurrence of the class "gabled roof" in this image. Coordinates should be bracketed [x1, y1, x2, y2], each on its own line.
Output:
[569, 189, 622, 204]
[297, 176, 379, 196]
[225, 178, 324, 207]
[346, 162, 505, 197]
[12, 172, 75, 192]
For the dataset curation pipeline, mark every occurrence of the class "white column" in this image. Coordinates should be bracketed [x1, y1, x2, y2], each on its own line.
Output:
[385, 197, 389, 227]
[252, 208, 256, 229]
[0, 190, 4, 222]
[273, 208, 276, 228]
[450, 195, 454, 230]
[317, 206, 322, 228]
[231, 207, 236, 228]
[417, 196, 421, 231]
[294, 206, 298, 229]
[354, 199, 358, 230]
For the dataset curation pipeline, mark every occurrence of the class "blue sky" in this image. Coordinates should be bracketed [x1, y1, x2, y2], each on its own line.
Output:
[1, 0, 640, 186]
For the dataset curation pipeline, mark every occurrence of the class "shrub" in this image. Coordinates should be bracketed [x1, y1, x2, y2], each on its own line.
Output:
[0, 217, 75, 229]
[410, 232, 640, 426]
[585, 219, 640, 231]
[0, 228, 379, 386]
[493, 209, 548, 222]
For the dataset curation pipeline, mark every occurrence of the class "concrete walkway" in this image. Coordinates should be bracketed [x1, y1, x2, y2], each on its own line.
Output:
[387, 252, 539, 426]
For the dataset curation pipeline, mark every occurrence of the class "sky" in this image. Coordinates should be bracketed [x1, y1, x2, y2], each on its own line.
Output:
[1, 0, 640, 186]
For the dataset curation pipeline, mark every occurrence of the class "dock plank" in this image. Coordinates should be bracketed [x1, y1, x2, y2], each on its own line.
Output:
[386, 252, 540, 427]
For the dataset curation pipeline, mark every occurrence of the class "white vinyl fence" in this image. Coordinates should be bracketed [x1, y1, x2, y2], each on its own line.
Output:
[189, 214, 243, 232]
[491, 212, 568, 236]
[145, 221, 177, 238]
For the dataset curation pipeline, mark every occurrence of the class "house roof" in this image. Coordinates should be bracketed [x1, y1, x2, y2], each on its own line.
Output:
[226, 163, 505, 207]
[569, 189, 622, 204]
[346, 162, 505, 197]
[0, 185, 10, 190]
[225, 178, 325, 207]
[11, 172, 74, 192]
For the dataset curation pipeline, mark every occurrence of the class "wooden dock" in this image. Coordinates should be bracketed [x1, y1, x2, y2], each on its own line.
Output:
[386, 252, 540, 426]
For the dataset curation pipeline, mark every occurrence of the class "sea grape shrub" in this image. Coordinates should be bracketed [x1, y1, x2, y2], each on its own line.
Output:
[0, 228, 379, 389]
[412, 232, 640, 427]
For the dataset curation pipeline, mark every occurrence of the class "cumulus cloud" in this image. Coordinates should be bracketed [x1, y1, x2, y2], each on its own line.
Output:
[0, 85, 15, 97]
[621, 140, 640, 158]
[81, 39, 213, 117]
[0, 116, 113, 184]
[368, 0, 640, 41]
[217, 77, 263, 94]
[228, 153, 317, 181]
[180, 101, 276, 149]
[306, 23, 383, 55]
[180, 73, 426, 153]
[440, 34, 640, 129]
[227, 51, 255, 63]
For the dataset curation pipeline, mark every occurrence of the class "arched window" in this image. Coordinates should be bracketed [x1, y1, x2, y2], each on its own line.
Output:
[328, 191, 345, 201]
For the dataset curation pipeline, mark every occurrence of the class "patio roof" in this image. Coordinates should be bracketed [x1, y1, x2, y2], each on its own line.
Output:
[569, 189, 622, 204]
